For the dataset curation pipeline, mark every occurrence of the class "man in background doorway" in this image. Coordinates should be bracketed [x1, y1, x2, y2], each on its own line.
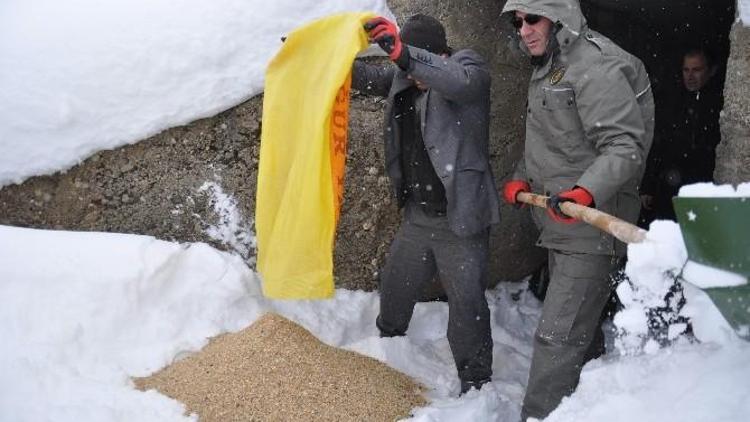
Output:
[640, 47, 723, 223]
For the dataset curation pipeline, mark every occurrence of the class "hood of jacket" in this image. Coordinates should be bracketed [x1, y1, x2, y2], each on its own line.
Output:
[501, 0, 586, 57]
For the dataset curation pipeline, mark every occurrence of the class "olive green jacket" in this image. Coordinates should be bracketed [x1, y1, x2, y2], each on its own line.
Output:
[503, 0, 655, 255]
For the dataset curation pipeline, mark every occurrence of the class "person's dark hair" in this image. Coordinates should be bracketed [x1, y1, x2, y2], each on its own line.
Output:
[683, 46, 715, 68]
[401, 14, 450, 55]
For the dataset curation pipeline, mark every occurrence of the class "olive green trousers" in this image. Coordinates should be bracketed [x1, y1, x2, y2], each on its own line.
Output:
[522, 250, 622, 420]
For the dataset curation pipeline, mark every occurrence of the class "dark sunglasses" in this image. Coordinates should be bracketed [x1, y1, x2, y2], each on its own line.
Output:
[512, 14, 543, 29]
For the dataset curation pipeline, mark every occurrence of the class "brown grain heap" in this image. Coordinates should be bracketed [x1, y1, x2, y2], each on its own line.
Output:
[134, 313, 426, 421]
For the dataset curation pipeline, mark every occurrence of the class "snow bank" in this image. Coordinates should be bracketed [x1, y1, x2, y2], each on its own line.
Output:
[0, 225, 263, 421]
[0, 0, 393, 187]
[2, 224, 749, 422]
[546, 342, 750, 422]
[678, 182, 750, 197]
[0, 225, 537, 421]
[740, 0, 750, 26]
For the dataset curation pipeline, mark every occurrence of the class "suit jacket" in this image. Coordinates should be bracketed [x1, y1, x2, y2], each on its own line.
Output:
[353, 46, 500, 237]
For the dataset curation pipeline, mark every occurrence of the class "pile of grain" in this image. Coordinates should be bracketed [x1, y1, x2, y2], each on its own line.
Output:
[134, 313, 426, 421]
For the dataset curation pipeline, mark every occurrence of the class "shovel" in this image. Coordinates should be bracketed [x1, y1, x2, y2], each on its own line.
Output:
[516, 192, 647, 245]
[516, 192, 750, 337]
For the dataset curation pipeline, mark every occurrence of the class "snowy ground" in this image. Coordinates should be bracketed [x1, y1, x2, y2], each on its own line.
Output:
[2, 0, 749, 421]
[1, 223, 749, 422]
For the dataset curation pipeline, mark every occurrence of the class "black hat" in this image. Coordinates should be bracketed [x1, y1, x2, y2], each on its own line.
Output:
[401, 14, 449, 55]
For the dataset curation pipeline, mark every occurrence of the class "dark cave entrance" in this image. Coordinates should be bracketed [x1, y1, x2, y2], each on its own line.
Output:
[581, 0, 735, 107]
[581, 0, 736, 224]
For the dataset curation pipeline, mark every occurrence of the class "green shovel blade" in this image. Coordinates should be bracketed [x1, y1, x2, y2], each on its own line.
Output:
[673, 196, 750, 337]
[673, 197, 750, 277]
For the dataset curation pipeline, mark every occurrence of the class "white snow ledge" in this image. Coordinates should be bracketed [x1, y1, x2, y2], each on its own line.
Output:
[741, 0, 750, 26]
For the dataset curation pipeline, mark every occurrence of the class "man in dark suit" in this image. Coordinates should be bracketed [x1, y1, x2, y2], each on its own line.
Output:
[353, 14, 500, 395]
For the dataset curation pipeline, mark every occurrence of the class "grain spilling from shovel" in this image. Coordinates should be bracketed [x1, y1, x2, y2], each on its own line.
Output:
[134, 313, 426, 421]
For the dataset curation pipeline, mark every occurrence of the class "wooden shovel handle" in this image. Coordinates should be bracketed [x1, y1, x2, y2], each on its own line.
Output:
[516, 192, 647, 244]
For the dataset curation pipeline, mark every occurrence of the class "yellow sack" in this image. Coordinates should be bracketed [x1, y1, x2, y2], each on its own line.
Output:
[256, 12, 375, 299]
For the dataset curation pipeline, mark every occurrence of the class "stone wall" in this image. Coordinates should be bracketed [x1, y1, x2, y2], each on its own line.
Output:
[714, 21, 750, 185]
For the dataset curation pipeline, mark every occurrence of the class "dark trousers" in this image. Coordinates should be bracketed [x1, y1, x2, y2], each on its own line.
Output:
[377, 203, 493, 383]
[521, 250, 621, 421]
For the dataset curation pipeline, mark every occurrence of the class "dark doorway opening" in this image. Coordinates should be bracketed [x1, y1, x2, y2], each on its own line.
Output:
[581, 0, 734, 110]
[581, 0, 736, 225]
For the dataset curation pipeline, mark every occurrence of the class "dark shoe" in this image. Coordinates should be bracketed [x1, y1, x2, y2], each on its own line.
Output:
[379, 330, 405, 338]
[376, 315, 406, 338]
[460, 378, 490, 395]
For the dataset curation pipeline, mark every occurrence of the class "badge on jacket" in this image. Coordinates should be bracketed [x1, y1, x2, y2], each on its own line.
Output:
[549, 66, 566, 85]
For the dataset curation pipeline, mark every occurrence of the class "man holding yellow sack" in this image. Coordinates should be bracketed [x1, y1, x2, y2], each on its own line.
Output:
[353, 14, 500, 395]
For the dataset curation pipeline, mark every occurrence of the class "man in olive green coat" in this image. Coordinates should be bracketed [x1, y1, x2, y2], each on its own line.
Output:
[500, 0, 654, 419]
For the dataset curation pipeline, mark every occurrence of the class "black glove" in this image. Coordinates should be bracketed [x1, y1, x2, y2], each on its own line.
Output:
[364, 17, 410, 69]
[546, 187, 593, 224]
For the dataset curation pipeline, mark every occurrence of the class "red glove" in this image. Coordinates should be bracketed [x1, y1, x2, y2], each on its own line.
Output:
[364, 17, 408, 67]
[503, 180, 531, 205]
[547, 187, 593, 223]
